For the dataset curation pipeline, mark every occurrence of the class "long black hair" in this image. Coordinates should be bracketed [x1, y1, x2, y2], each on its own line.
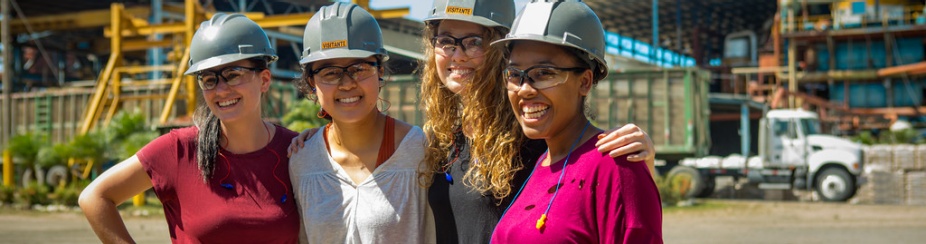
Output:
[193, 58, 269, 182]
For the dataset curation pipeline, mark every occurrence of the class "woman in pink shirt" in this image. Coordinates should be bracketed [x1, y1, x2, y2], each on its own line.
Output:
[490, 1, 663, 243]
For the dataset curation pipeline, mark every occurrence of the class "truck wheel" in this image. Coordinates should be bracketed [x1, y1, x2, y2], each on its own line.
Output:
[46, 165, 69, 186]
[695, 177, 716, 198]
[815, 168, 855, 202]
[667, 166, 705, 199]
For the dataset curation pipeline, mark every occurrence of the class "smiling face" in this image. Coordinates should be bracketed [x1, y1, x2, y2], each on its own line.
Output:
[307, 57, 383, 124]
[200, 59, 270, 124]
[507, 41, 593, 140]
[434, 20, 487, 95]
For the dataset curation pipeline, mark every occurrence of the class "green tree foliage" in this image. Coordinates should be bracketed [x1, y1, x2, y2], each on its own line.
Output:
[16, 182, 50, 206]
[37, 143, 71, 168]
[852, 129, 924, 145]
[106, 110, 149, 143]
[68, 132, 106, 164]
[7, 133, 45, 168]
[120, 131, 159, 160]
[282, 99, 329, 133]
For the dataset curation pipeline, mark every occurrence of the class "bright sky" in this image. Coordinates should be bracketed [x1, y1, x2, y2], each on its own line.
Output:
[366, 0, 532, 21]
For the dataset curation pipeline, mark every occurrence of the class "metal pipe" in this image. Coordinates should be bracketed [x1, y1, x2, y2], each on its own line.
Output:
[149, 0, 163, 81]
[676, 0, 682, 65]
[741, 103, 750, 157]
[2, 0, 12, 146]
[652, 0, 659, 63]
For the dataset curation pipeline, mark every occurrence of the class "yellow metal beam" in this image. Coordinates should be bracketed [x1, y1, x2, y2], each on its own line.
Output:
[105, 12, 311, 37]
[92, 38, 173, 54]
[353, 0, 371, 8]
[113, 65, 176, 74]
[118, 94, 172, 101]
[122, 39, 174, 52]
[184, 0, 197, 118]
[81, 3, 125, 134]
[369, 8, 410, 19]
[253, 13, 314, 28]
[206, 12, 265, 20]
[8, 7, 149, 33]
[3, 150, 11, 187]
[104, 22, 186, 37]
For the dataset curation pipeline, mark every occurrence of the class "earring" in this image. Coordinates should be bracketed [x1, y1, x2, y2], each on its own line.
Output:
[317, 109, 329, 119]
[307, 88, 318, 102]
[378, 77, 385, 88]
[377, 97, 392, 112]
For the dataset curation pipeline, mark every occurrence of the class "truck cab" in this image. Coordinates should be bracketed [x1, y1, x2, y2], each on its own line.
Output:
[758, 109, 863, 201]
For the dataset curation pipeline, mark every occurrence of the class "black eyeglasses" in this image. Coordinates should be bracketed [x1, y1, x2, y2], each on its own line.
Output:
[431, 35, 485, 58]
[504, 65, 588, 91]
[310, 61, 380, 85]
[196, 66, 263, 90]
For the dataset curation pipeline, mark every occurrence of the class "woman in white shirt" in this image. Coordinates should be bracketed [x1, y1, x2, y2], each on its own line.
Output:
[288, 2, 434, 243]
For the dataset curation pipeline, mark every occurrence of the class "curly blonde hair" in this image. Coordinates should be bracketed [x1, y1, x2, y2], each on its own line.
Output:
[419, 21, 527, 201]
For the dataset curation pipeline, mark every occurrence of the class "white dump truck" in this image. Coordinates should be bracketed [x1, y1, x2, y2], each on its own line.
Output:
[670, 109, 864, 201]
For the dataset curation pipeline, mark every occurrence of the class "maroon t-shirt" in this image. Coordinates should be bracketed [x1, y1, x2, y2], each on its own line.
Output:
[137, 125, 300, 243]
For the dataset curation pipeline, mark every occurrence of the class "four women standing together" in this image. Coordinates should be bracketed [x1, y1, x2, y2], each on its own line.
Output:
[79, 0, 663, 243]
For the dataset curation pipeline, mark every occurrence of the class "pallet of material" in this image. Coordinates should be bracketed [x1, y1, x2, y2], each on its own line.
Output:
[855, 170, 905, 205]
[864, 145, 893, 173]
[892, 145, 916, 171]
[906, 171, 926, 206]
[917, 145, 926, 170]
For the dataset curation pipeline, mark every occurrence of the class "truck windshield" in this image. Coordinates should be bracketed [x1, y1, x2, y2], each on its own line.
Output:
[800, 118, 820, 135]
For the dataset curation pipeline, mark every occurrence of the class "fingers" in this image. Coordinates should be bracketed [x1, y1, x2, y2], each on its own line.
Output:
[621, 147, 651, 162]
[596, 124, 644, 152]
[606, 141, 647, 160]
[287, 137, 302, 157]
[287, 128, 317, 157]
[594, 123, 655, 163]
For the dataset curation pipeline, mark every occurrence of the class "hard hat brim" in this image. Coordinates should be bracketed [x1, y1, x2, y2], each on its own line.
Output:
[185, 53, 278, 75]
[423, 14, 509, 30]
[299, 49, 388, 65]
[491, 34, 609, 80]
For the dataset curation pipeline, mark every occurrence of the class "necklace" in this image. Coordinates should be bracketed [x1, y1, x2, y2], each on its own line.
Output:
[323, 115, 396, 169]
[438, 129, 464, 183]
[504, 121, 591, 231]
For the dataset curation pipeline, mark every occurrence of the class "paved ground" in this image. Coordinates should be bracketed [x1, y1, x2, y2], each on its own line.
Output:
[2, 199, 926, 243]
[664, 200, 926, 244]
[0, 208, 168, 244]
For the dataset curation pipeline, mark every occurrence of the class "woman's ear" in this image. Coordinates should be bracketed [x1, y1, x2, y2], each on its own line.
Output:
[259, 69, 272, 92]
[578, 69, 594, 96]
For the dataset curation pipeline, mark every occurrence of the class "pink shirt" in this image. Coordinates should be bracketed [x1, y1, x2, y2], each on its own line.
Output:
[138, 125, 300, 243]
[491, 136, 663, 244]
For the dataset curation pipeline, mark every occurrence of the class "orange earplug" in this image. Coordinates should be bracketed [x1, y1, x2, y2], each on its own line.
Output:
[536, 214, 547, 230]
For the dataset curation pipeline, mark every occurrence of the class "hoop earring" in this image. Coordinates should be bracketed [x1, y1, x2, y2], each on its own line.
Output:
[317, 109, 329, 119]
[377, 97, 391, 112]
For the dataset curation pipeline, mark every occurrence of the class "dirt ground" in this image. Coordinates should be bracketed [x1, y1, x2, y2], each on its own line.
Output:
[2, 199, 926, 244]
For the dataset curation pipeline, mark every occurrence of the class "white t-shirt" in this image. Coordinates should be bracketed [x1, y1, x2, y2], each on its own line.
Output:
[289, 126, 435, 244]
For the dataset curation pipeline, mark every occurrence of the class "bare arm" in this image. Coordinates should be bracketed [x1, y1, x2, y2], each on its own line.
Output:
[78, 155, 153, 244]
[287, 128, 320, 157]
[595, 123, 656, 174]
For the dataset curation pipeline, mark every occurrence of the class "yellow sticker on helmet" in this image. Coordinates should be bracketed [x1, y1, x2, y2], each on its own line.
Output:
[321, 40, 348, 49]
[446, 6, 473, 15]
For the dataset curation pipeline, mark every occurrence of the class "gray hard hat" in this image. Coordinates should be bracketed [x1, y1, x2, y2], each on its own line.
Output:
[491, 0, 608, 80]
[423, 0, 516, 30]
[300, 2, 388, 65]
[185, 13, 278, 75]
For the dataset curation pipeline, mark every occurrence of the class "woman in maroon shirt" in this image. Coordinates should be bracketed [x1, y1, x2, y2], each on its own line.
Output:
[78, 13, 300, 243]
